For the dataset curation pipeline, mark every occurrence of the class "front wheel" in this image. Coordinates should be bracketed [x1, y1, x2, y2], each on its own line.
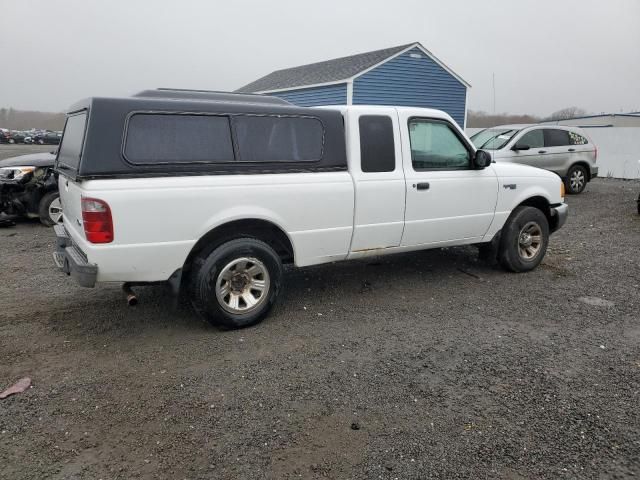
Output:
[498, 206, 549, 272]
[38, 191, 63, 226]
[189, 238, 283, 329]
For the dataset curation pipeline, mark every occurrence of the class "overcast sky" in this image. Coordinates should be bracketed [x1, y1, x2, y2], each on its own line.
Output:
[1, 0, 639, 116]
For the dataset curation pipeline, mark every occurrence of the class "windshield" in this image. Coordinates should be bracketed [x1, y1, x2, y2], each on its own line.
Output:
[470, 128, 520, 150]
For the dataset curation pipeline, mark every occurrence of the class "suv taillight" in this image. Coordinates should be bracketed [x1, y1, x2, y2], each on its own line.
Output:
[81, 197, 113, 243]
[594, 144, 598, 162]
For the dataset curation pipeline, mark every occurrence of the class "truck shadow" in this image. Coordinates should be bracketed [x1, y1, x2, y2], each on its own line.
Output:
[45, 245, 496, 337]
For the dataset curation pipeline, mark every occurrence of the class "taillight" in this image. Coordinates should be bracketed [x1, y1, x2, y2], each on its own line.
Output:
[81, 197, 113, 243]
[594, 144, 598, 162]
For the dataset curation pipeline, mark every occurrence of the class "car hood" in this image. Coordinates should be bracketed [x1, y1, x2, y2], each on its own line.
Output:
[0, 152, 56, 168]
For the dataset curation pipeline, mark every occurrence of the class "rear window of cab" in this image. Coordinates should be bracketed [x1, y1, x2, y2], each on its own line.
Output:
[122, 112, 324, 165]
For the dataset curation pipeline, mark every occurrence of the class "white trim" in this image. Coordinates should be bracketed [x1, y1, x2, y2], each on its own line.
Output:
[412, 44, 471, 88]
[254, 80, 348, 95]
[349, 44, 418, 82]
[350, 42, 471, 88]
[252, 41, 471, 95]
[464, 88, 469, 129]
[346, 80, 353, 105]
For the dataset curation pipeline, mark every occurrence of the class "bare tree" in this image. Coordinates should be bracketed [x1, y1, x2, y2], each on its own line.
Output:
[0, 108, 65, 130]
[467, 110, 541, 128]
[547, 107, 587, 121]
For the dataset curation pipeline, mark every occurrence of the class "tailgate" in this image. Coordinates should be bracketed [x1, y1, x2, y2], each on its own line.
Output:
[58, 174, 85, 240]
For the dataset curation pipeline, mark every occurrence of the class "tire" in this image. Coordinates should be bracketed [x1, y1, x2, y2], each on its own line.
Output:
[189, 238, 283, 329]
[564, 164, 588, 194]
[498, 206, 549, 273]
[38, 191, 63, 226]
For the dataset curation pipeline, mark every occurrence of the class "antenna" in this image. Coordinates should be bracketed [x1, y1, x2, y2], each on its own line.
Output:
[492, 73, 496, 115]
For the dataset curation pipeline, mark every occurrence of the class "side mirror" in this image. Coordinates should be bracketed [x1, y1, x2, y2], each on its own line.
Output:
[474, 150, 492, 169]
[513, 143, 530, 151]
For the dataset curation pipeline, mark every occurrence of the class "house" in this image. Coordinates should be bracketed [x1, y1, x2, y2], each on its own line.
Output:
[236, 42, 470, 127]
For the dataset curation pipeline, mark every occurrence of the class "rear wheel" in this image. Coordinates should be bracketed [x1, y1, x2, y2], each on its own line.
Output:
[498, 206, 549, 272]
[189, 238, 283, 329]
[38, 191, 63, 226]
[565, 164, 588, 194]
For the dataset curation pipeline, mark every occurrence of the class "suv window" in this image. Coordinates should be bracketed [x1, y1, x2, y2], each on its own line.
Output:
[234, 116, 323, 162]
[57, 112, 87, 171]
[569, 131, 589, 145]
[124, 114, 234, 164]
[359, 115, 395, 173]
[409, 119, 470, 170]
[544, 129, 570, 147]
[517, 129, 544, 149]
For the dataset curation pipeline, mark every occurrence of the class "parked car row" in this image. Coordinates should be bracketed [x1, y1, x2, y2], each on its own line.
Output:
[0, 128, 62, 145]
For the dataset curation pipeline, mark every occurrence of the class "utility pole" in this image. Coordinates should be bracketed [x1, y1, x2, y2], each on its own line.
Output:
[492, 73, 496, 115]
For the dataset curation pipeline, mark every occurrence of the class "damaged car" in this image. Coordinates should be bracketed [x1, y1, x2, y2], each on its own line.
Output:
[0, 151, 62, 226]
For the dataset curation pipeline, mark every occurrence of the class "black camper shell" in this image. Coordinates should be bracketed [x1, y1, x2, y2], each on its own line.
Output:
[55, 90, 347, 180]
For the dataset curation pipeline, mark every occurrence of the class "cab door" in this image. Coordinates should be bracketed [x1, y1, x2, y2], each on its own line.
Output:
[399, 113, 498, 247]
[346, 108, 405, 252]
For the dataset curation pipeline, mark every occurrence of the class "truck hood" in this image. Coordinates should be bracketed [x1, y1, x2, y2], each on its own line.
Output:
[0, 152, 56, 168]
[491, 161, 558, 180]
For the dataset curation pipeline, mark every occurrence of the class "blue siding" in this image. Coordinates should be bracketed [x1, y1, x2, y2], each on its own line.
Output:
[353, 47, 467, 127]
[268, 83, 347, 107]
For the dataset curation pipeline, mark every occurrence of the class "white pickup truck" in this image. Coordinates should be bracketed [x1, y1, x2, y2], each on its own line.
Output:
[54, 89, 567, 328]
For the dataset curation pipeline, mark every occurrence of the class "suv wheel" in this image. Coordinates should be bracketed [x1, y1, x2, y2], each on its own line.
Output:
[189, 238, 283, 329]
[38, 191, 63, 226]
[565, 164, 588, 194]
[498, 206, 549, 272]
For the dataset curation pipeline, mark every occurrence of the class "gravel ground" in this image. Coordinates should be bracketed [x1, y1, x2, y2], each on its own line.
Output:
[0, 171, 639, 479]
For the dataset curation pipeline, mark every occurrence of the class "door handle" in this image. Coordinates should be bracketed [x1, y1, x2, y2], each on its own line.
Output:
[414, 182, 430, 190]
[568, 148, 575, 152]
[538, 150, 547, 154]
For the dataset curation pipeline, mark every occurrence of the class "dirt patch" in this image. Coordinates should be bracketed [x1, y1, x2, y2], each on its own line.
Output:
[1, 178, 639, 479]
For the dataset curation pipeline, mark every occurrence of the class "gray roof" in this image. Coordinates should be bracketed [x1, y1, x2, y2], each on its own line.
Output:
[236, 43, 415, 93]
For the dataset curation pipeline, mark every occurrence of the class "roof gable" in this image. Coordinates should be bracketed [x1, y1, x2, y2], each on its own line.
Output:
[236, 43, 416, 93]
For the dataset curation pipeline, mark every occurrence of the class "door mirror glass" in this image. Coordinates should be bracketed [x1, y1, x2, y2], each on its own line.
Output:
[474, 149, 492, 169]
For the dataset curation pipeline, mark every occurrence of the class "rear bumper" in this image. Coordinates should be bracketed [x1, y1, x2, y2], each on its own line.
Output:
[550, 203, 568, 233]
[591, 166, 599, 179]
[53, 224, 97, 288]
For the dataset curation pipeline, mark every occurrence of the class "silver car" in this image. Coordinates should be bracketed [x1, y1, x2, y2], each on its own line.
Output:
[471, 125, 598, 194]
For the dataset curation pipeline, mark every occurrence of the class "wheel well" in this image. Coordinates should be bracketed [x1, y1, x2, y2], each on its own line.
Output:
[517, 196, 555, 229]
[569, 161, 592, 181]
[184, 219, 295, 272]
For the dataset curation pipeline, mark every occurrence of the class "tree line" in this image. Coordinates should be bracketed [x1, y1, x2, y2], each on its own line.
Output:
[0, 108, 66, 131]
[468, 107, 588, 128]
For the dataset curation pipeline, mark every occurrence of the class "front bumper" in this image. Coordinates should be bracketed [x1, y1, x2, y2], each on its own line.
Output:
[550, 203, 569, 233]
[53, 224, 97, 287]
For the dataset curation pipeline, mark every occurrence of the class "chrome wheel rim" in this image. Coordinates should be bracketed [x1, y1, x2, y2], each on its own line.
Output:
[570, 169, 585, 191]
[215, 257, 270, 314]
[518, 221, 542, 260]
[48, 197, 63, 224]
